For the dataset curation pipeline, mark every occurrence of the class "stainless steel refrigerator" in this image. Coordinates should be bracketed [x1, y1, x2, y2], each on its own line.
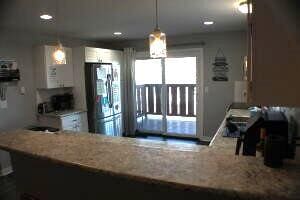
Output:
[85, 63, 122, 136]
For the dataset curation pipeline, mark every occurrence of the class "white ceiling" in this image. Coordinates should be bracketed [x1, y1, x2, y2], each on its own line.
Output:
[0, 0, 247, 41]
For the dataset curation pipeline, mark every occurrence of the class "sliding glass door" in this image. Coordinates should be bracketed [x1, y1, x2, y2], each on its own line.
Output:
[135, 49, 203, 139]
[165, 57, 197, 137]
[135, 59, 164, 133]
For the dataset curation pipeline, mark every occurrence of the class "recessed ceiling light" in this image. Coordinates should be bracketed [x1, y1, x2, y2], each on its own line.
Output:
[113, 32, 122, 36]
[204, 21, 214, 25]
[40, 14, 53, 20]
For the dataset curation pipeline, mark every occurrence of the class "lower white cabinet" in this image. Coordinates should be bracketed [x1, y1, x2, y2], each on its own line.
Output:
[61, 113, 88, 132]
[37, 111, 88, 132]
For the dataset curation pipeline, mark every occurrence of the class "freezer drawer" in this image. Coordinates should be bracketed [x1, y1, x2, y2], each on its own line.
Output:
[96, 114, 122, 137]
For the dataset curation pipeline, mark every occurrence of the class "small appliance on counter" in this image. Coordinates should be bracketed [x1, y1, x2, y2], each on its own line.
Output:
[235, 110, 297, 168]
[224, 116, 249, 138]
[50, 93, 74, 111]
[37, 102, 53, 114]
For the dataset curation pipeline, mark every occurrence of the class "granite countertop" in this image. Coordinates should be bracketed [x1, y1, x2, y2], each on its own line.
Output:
[0, 109, 299, 200]
[37, 109, 87, 118]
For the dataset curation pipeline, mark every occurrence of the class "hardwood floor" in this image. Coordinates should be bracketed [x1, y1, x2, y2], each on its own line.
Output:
[135, 135, 210, 146]
[0, 173, 16, 200]
[137, 115, 196, 136]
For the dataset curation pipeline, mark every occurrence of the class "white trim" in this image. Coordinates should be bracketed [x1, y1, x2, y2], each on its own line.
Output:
[136, 48, 205, 140]
[0, 166, 13, 176]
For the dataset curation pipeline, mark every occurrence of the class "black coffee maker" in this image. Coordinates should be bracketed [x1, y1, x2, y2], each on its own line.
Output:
[235, 110, 296, 168]
[235, 113, 264, 156]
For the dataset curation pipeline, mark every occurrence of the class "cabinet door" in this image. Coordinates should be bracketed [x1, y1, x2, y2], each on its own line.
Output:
[85, 47, 121, 64]
[78, 112, 88, 132]
[249, 0, 300, 106]
[85, 47, 100, 63]
[56, 64, 74, 87]
[98, 48, 112, 63]
[45, 46, 57, 67]
[61, 114, 80, 131]
[46, 65, 60, 89]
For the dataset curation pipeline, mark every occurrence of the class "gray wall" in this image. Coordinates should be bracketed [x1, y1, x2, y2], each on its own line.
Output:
[0, 30, 99, 173]
[107, 31, 247, 138]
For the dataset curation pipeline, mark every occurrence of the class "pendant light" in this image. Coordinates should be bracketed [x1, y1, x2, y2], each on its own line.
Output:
[53, 0, 66, 64]
[53, 42, 66, 64]
[149, 0, 167, 58]
[237, 0, 252, 14]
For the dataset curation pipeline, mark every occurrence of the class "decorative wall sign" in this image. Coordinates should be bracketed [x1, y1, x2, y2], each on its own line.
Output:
[212, 49, 229, 81]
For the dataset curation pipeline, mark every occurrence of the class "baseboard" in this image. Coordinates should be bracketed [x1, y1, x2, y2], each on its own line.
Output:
[200, 136, 212, 143]
[0, 166, 13, 176]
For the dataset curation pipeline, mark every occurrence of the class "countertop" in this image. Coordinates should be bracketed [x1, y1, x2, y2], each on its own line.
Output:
[0, 109, 299, 200]
[37, 109, 87, 118]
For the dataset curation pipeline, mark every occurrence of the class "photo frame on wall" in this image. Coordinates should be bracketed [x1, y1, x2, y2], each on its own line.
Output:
[212, 49, 229, 81]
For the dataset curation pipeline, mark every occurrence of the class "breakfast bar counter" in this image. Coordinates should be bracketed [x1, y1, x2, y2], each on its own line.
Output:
[0, 109, 299, 200]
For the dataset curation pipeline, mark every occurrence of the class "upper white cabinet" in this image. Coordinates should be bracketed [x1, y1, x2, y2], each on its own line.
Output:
[34, 45, 74, 89]
[85, 47, 122, 64]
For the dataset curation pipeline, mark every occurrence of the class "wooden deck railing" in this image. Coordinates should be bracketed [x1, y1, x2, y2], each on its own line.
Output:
[136, 84, 196, 117]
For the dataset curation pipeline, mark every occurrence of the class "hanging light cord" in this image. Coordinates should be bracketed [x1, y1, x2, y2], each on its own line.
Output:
[155, 0, 159, 29]
[55, 0, 60, 44]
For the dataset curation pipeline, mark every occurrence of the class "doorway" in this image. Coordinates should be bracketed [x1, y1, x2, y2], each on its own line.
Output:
[135, 48, 204, 139]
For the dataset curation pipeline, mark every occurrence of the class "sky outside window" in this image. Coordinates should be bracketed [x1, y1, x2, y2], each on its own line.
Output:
[135, 57, 196, 85]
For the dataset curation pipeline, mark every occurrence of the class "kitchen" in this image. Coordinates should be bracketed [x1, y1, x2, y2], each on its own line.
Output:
[0, 0, 300, 200]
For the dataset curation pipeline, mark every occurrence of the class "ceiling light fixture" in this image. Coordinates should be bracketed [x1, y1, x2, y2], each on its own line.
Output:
[40, 14, 53, 20]
[237, 0, 252, 14]
[149, 0, 167, 58]
[53, 43, 66, 64]
[204, 21, 214, 25]
[53, 0, 66, 64]
[113, 32, 122, 36]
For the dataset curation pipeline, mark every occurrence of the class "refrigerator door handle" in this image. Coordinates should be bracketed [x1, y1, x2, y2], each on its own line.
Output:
[91, 65, 98, 132]
[106, 74, 113, 108]
[110, 76, 114, 106]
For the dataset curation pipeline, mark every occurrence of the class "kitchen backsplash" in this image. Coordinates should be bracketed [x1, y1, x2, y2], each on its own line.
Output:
[36, 88, 73, 105]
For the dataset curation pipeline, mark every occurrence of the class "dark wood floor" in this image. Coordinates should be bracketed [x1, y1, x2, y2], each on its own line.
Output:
[135, 135, 200, 145]
[137, 115, 196, 136]
[0, 173, 16, 200]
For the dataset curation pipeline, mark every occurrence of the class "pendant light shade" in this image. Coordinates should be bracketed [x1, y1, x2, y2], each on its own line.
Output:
[149, 0, 167, 58]
[149, 28, 167, 58]
[53, 43, 66, 64]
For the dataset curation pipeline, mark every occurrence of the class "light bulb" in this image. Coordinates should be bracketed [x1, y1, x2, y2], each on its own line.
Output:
[53, 45, 66, 64]
[238, 1, 252, 14]
[149, 29, 167, 58]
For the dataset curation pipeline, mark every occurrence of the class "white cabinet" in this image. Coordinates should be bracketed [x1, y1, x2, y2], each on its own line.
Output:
[85, 47, 99, 63]
[84, 47, 122, 64]
[35, 45, 74, 89]
[61, 113, 88, 132]
[37, 111, 88, 132]
[56, 64, 74, 87]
